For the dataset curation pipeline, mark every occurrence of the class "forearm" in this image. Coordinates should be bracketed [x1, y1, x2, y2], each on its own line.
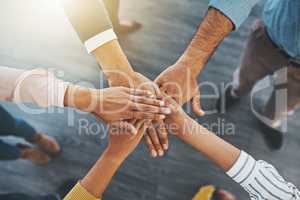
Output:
[92, 40, 135, 79]
[177, 8, 233, 75]
[176, 116, 240, 171]
[80, 148, 125, 198]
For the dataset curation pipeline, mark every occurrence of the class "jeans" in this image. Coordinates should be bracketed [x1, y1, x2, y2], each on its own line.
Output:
[0, 105, 37, 160]
[0, 194, 60, 200]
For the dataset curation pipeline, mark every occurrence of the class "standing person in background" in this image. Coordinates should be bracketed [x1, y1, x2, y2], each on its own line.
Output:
[0, 105, 60, 165]
[103, 0, 142, 33]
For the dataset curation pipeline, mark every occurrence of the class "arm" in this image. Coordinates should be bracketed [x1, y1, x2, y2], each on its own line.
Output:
[64, 120, 149, 200]
[165, 100, 300, 200]
[156, 0, 259, 112]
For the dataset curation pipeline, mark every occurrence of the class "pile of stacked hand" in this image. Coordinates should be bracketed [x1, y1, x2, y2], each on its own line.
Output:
[0, 0, 299, 199]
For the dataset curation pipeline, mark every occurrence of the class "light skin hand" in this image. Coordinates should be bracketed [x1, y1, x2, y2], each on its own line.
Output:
[80, 120, 150, 198]
[64, 85, 171, 124]
[92, 40, 170, 157]
[156, 8, 233, 116]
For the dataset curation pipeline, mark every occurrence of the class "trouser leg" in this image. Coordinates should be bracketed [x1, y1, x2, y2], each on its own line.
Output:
[0, 139, 21, 160]
[264, 66, 300, 127]
[0, 106, 37, 141]
[232, 20, 289, 97]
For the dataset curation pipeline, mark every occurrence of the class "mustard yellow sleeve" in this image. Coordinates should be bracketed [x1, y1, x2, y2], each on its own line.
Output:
[64, 182, 101, 200]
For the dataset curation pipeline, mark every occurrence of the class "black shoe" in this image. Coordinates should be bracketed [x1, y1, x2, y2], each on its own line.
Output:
[256, 119, 284, 150]
[216, 84, 240, 113]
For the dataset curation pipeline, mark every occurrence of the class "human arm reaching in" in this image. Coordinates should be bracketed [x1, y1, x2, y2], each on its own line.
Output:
[164, 97, 300, 200]
[156, 0, 260, 115]
[64, 120, 150, 200]
[62, 0, 170, 157]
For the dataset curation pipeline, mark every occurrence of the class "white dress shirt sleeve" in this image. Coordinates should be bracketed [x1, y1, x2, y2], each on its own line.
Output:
[0, 66, 70, 108]
[227, 151, 300, 200]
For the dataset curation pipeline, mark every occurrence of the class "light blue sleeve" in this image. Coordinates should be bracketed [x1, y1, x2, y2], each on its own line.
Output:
[209, 0, 260, 29]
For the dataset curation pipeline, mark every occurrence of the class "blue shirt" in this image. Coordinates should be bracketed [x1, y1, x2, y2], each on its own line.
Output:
[209, 0, 300, 60]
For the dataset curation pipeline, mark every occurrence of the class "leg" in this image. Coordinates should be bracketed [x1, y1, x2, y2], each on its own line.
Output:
[0, 106, 60, 153]
[0, 139, 21, 160]
[232, 20, 289, 97]
[0, 106, 36, 141]
[103, 0, 142, 33]
[0, 193, 58, 200]
[264, 66, 300, 127]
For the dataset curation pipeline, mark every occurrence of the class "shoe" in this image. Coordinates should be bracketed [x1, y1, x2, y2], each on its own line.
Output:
[31, 133, 61, 154]
[18, 144, 51, 165]
[115, 20, 142, 33]
[216, 84, 240, 113]
[256, 119, 284, 150]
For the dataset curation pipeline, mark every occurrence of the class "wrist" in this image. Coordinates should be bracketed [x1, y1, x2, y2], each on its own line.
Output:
[175, 58, 202, 77]
[104, 146, 129, 164]
[64, 85, 96, 112]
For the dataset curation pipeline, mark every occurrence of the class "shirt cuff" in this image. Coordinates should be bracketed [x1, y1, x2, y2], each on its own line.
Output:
[64, 182, 100, 200]
[84, 29, 117, 54]
[209, 0, 259, 29]
[226, 150, 257, 185]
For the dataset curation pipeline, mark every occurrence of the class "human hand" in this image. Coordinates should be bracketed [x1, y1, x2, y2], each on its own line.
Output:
[93, 87, 171, 123]
[107, 120, 150, 159]
[155, 63, 205, 116]
[64, 85, 171, 123]
[106, 71, 170, 157]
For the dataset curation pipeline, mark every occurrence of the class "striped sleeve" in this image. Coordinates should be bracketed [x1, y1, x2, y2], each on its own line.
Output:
[227, 151, 300, 200]
[64, 182, 101, 200]
[62, 0, 117, 53]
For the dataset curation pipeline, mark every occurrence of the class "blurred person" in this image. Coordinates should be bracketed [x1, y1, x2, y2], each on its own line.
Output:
[155, 0, 300, 149]
[103, 0, 142, 33]
[0, 105, 60, 165]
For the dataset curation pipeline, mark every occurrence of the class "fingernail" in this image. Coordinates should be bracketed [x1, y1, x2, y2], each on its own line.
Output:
[151, 150, 157, 157]
[159, 101, 165, 106]
[158, 150, 164, 157]
[159, 115, 166, 120]
[163, 108, 172, 114]
[163, 144, 168, 150]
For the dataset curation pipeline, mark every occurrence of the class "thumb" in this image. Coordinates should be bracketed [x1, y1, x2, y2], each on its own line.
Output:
[192, 90, 205, 117]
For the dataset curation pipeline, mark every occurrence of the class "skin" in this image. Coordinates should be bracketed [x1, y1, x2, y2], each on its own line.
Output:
[156, 8, 234, 116]
[163, 96, 240, 172]
[79, 120, 150, 198]
[92, 40, 169, 157]
[64, 85, 171, 124]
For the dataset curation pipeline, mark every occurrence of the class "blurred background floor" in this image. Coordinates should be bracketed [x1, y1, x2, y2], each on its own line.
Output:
[0, 0, 299, 199]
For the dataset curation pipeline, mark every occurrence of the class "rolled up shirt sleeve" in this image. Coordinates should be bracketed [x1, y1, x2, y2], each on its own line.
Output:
[62, 0, 117, 53]
[0, 66, 70, 108]
[227, 151, 300, 200]
[209, 0, 260, 29]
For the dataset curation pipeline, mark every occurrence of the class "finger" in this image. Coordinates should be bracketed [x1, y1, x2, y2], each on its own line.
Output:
[144, 133, 158, 158]
[156, 122, 169, 151]
[128, 88, 154, 97]
[152, 84, 163, 99]
[192, 91, 205, 117]
[131, 103, 171, 115]
[110, 121, 137, 135]
[131, 112, 166, 120]
[130, 95, 166, 107]
[148, 125, 164, 157]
